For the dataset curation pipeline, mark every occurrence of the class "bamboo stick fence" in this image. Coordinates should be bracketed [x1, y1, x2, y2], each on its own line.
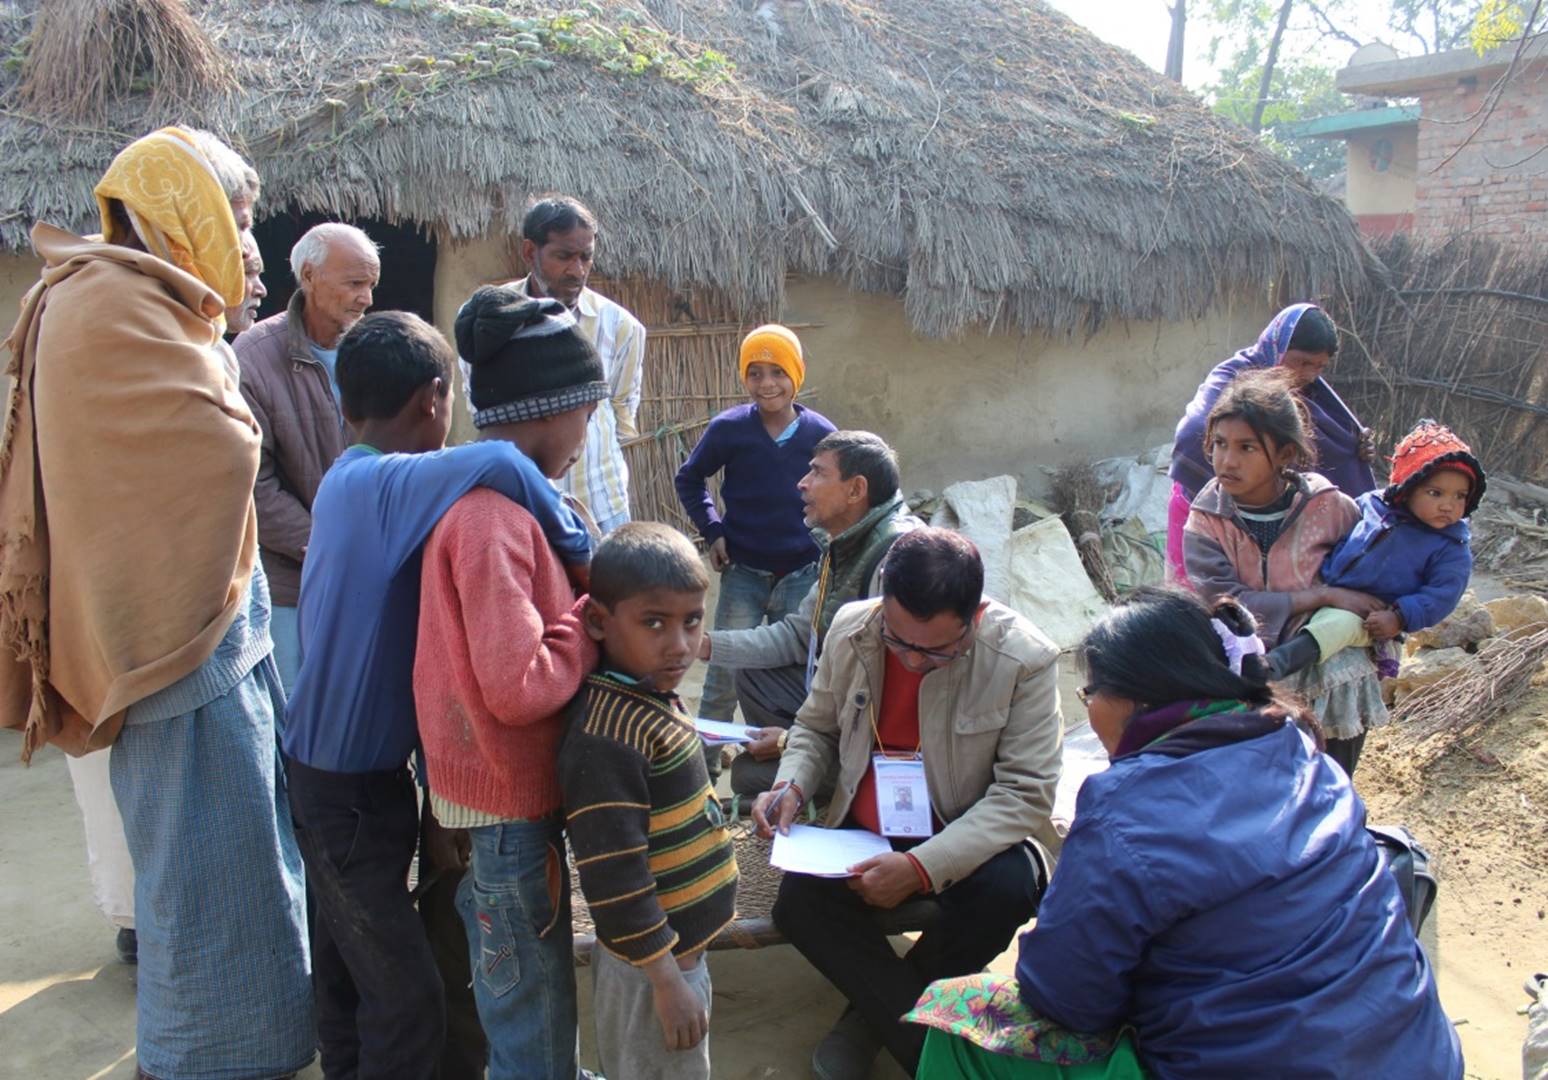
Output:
[1326, 233, 1548, 484]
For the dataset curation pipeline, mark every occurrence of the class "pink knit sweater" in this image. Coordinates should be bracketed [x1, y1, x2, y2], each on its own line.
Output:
[415, 488, 598, 820]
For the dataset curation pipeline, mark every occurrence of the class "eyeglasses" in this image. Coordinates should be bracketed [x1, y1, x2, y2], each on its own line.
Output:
[1076, 685, 1097, 705]
[879, 618, 973, 663]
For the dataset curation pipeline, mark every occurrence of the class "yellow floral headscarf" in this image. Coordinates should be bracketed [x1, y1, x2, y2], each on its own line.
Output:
[94, 127, 244, 307]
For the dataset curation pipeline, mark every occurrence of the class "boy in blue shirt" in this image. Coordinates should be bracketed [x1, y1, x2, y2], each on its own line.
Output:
[282, 310, 591, 1080]
[674, 325, 835, 755]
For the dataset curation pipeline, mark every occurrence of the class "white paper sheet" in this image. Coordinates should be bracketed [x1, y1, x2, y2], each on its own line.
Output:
[694, 718, 758, 744]
[1054, 722, 1111, 828]
[769, 824, 893, 877]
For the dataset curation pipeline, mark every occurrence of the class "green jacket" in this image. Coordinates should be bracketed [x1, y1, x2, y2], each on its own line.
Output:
[706, 493, 919, 670]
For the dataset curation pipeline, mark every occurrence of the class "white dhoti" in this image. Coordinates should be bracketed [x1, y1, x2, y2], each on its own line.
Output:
[66, 749, 135, 929]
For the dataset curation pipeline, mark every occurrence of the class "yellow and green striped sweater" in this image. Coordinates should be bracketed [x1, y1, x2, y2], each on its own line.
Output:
[558, 674, 738, 964]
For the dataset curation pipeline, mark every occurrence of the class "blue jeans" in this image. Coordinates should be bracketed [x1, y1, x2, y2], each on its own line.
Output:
[458, 819, 578, 1080]
[699, 561, 818, 721]
[269, 603, 301, 698]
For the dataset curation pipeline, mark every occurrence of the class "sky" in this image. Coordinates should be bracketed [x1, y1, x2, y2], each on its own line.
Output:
[1043, 0, 1419, 92]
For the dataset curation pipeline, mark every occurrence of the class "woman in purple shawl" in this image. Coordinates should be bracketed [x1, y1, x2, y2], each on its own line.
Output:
[1166, 304, 1377, 580]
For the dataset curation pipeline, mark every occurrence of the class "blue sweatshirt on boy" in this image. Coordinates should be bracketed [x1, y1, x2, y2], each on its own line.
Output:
[1320, 491, 1473, 634]
[674, 403, 836, 576]
[282, 441, 591, 774]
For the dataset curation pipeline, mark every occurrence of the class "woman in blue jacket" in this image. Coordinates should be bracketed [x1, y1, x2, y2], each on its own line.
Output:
[906, 588, 1462, 1079]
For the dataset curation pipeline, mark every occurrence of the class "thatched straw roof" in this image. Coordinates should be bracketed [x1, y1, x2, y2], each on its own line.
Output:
[0, 0, 1368, 336]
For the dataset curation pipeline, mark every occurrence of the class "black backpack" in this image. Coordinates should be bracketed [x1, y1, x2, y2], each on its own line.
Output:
[1368, 824, 1438, 935]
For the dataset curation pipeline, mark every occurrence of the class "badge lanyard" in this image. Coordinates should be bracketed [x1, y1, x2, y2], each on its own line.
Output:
[804, 553, 834, 691]
[867, 698, 933, 838]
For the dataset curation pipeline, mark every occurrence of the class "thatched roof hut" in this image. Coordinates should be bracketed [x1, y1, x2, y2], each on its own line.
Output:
[0, 0, 1371, 510]
[0, 0, 1364, 336]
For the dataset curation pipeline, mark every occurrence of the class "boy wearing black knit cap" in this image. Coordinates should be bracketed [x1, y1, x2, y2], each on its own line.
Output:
[414, 286, 612, 1078]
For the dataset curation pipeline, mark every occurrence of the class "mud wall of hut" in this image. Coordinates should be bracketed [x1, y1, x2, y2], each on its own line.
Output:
[429, 233, 1277, 527]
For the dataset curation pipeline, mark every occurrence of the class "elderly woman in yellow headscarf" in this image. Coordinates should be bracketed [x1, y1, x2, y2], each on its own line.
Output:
[0, 128, 313, 1080]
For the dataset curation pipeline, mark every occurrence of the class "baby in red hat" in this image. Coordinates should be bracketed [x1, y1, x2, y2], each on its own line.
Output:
[1261, 419, 1485, 682]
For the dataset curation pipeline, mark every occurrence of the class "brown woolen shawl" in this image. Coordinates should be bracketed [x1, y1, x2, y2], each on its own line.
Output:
[0, 223, 260, 760]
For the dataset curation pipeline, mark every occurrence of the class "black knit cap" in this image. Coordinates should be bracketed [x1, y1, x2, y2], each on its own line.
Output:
[454, 286, 607, 426]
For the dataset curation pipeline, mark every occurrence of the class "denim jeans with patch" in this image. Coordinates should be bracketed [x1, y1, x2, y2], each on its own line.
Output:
[458, 818, 578, 1080]
[699, 561, 818, 721]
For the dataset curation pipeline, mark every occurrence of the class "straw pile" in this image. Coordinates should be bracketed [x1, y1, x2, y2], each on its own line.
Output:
[13, 0, 233, 121]
[1390, 623, 1548, 762]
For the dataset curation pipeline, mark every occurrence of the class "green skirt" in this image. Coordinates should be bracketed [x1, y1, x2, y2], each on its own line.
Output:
[905, 973, 1147, 1080]
[917, 1028, 1145, 1079]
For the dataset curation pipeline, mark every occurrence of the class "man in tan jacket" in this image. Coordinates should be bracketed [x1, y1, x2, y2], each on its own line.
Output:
[754, 527, 1062, 1080]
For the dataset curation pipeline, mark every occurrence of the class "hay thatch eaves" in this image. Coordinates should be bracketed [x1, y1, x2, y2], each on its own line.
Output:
[0, 0, 1369, 337]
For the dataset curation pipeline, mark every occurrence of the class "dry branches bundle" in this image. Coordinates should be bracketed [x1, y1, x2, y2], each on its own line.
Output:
[1391, 624, 1548, 759]
[1050, 462, 1119, 602]
[1327, 232, 1548, 485]
[14, 0, 234, 121]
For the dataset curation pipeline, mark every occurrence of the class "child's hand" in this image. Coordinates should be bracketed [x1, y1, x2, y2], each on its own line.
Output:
[709, 538, 731, 572]
[1364, 609, 1403, 641]
[1320, 587, 1386, 618]
[647, 957, 708, 1051]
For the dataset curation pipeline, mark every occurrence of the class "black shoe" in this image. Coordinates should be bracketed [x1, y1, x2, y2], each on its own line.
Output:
[116, 927, 137, 965]
[1263, 631, 1322, 681]
[812, 1007, 881, 1080]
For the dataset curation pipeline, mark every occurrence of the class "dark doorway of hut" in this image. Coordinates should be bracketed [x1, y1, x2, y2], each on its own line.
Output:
[249, 212, 436, 325]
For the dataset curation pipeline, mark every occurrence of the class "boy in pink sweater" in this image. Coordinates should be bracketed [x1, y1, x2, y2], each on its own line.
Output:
[414, 287, 608, 1079]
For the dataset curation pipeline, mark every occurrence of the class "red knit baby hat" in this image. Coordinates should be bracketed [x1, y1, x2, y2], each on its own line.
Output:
[1385, 420, 1486, 516]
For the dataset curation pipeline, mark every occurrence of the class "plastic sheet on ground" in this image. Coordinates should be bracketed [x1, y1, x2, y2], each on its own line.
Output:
[1100, 517, 1167, 594]
[931, 476, 1018, 602]
[1094, 443, 1172, 535]
[1005, 516, 1109, 651]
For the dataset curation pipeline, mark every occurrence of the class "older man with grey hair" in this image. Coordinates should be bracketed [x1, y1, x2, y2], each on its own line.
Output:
[233, 221, 380, 690]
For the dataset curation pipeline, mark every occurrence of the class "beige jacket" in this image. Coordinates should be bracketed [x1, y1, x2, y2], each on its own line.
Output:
[775, 598, 1063, 891]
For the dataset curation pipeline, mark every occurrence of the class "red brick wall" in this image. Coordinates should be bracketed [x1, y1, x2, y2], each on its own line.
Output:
[1414, 62, 1548, 242]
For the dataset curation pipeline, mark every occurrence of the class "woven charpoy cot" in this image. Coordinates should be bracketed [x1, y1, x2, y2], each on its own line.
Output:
[570, 823, 785, 964]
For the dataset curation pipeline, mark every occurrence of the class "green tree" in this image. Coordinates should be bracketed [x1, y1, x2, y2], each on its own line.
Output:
[1199, 0, 1482, 183]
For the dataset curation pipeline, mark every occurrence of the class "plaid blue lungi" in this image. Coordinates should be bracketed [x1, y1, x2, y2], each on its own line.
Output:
[111, 654, 315, 1079]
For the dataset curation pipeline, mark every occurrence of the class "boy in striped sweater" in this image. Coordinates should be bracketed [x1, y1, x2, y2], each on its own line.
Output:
[559, 524, 738, 1080]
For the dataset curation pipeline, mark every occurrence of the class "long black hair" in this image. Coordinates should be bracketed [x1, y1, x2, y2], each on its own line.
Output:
[1078, 587, 1318, 742]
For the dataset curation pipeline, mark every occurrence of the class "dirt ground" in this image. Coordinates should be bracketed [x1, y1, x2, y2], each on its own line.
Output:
[2, 636, 1542, 1078]
[1358, 680, 1548, 1080]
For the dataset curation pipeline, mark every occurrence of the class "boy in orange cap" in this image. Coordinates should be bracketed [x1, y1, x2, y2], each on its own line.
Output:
[674, 324, 836, 753]
[1261, 419, 1485, 681]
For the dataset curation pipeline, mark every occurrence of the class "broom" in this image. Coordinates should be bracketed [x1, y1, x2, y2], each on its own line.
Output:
[1050, 462, 1119, 602]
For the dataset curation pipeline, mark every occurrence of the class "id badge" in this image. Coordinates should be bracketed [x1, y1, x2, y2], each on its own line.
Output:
[873, 754, 933, 838]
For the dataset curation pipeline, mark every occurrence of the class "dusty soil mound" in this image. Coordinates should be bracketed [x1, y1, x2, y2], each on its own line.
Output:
[1360, 682, 1548, 1079]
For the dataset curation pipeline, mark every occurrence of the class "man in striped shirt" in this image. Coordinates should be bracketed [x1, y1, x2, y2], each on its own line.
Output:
[510, 195, 646, 534]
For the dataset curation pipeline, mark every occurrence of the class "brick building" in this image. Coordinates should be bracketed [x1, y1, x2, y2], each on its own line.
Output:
[1292, 36, 1548, 242]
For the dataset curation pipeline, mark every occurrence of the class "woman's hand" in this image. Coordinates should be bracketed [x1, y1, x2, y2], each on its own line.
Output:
[1321, 587, 1387, 618]
[709, 538, 731, 572]
[1357, 428, 1378, 464]
[745, 726, 785, 762]
[1363, 609, 1403, 641]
